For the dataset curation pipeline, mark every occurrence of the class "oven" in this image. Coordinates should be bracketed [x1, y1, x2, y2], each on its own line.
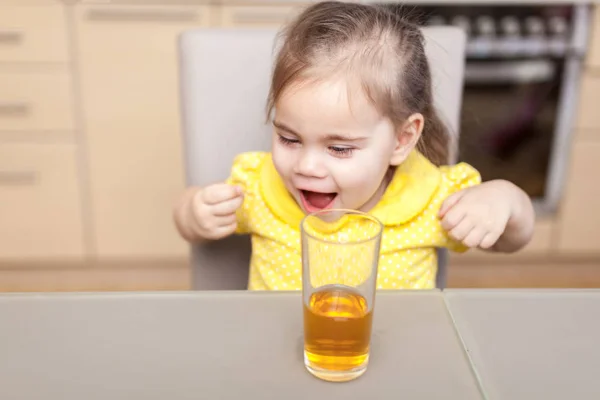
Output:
[384, 3, 592, 215]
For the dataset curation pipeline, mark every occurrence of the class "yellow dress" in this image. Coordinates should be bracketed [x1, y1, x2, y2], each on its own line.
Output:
[226, 150, 481, 290]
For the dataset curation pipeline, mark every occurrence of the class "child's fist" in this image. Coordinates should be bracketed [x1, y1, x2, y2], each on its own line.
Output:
[439, 181, 512, 250]
[190, 183, 244, 240]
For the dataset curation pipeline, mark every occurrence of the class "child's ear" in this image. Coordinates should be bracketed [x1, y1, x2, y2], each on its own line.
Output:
[390, 113, 424, 166]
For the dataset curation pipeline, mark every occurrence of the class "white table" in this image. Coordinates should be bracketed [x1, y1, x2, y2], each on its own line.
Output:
[445, 289, 600, 400]
[0, 290, 483, 400]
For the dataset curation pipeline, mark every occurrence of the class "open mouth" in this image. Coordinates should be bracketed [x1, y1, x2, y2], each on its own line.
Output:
[299, 190, 338, 213]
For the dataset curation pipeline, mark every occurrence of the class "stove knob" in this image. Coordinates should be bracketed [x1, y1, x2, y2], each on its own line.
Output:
[501, 16, 520, 37]
[525, 16, 545, 36]
[477, 15, 495, 37]
[548, 16, 568, 37]
[451, 15, 471, 35]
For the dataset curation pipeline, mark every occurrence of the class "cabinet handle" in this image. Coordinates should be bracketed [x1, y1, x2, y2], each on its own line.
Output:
[86, 8, 200, 23]
[0, 171, 37, 186]
[0, 30, 22, 44]
[232, 10, 291, 24]
[0, 101, 29, 116]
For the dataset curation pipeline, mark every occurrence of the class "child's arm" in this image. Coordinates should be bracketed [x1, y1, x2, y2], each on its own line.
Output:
[173, 184, 244, 242]
[488, 181, 535, 252]
[438, 180, 535, 253]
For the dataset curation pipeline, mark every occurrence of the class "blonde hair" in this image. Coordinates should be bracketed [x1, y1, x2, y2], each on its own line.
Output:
[266, 1, 450, 166]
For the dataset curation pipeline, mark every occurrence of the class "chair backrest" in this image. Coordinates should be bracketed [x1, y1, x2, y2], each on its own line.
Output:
[178, 25, 467, 290]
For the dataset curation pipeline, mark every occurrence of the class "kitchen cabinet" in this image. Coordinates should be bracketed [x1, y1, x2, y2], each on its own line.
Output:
[0, 143, 85, 259]
[0, 1, 80, 263]
[522, 218, 554, 254]
[557, 139, 600, 253]
[0, 3, 69, 64]
[558, 4, 600, 253]
[575, 74, 600, 137]
[218, 5, 303, 28]
[0, 70, 75, 135]
[73, 4, 213, 258]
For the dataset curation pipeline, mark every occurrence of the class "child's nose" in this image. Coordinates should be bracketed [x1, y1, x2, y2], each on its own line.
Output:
[294, 151, 327, 179]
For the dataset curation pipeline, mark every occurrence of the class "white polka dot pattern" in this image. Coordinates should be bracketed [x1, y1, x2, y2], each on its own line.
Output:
[226, 152, 481, 291]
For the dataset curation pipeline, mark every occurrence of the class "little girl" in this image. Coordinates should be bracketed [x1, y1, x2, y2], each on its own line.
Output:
[174, 1, 535, 290]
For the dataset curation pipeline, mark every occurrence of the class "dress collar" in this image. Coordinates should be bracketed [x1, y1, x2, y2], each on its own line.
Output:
[259, 150, 441, 229]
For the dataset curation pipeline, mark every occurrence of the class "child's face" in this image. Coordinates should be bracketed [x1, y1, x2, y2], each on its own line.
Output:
[271, 78, 403, 214]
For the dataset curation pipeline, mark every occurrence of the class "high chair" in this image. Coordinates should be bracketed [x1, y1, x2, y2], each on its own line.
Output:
[178, 26, 467, 290]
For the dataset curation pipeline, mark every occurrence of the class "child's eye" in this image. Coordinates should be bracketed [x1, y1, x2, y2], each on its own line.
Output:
[329, 146, 354, 157]
[278, 135, 300, 146]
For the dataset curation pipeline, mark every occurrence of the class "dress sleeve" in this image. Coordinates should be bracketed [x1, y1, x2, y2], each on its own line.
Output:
[436, 162, 482, 253]
[225, 152, 267, 235]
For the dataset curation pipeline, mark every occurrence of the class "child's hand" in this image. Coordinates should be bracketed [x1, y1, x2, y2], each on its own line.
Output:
[438, 181, 513, 250]
[189, 183, 244, 240]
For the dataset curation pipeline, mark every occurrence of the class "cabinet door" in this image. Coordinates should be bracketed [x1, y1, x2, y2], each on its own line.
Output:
[0, 70, 75, 134]
[575, 74, 600, 135]
[557, 139, 600, 253]
[0, 3, 69, 63]
[0, 143, 84, 260]
[74, 5, 211, 258]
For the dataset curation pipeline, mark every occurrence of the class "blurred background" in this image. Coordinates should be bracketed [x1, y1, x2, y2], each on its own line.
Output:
[1, 0, 599, 292]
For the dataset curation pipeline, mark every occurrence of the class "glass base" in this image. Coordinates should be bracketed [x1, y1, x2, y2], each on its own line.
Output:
[304, 351, 368, 382]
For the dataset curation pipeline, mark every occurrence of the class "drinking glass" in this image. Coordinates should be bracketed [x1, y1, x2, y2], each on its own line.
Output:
[301, 209, 383, 382]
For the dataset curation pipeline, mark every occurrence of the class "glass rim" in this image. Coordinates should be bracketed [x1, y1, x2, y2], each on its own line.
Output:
[300, 208, 384, 245]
